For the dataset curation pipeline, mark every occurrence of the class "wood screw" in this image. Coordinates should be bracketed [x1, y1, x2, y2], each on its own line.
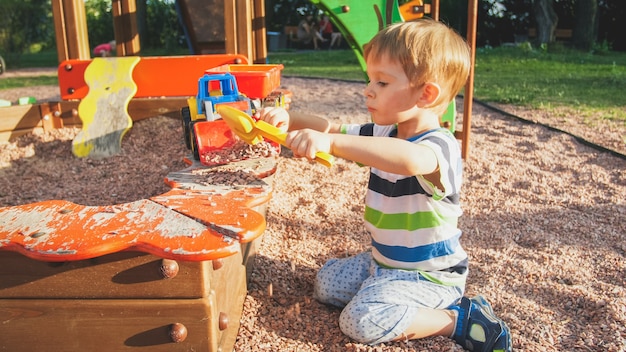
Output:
[169, 323, 188, 342]
[160, 259, 179, 279]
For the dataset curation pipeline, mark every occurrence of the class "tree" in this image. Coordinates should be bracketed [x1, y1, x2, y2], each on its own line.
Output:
[0, 0, 54, 55]
[84, 0, 183, 52]
[85, 0, 114, 47]
[533, 0, 558, 44]
[136, 0, 147, 49]
[572, 0, 598, 51]
[265, 0, 322, 31]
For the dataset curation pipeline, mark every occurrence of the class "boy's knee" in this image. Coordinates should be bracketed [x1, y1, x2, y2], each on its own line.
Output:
[339, 307, 377, 344]
[314, 266, 347, 307]
[339, 301, 409, 345]
[313, 275, 332, 303]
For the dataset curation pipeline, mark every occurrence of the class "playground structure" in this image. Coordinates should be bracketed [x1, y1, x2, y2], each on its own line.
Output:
[1, 55, 285, 351]
[0, 1, 478, 351]
[1, 61, 283, 351]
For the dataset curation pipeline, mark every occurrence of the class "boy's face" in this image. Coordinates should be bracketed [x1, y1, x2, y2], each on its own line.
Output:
[364, 54, 421, 126]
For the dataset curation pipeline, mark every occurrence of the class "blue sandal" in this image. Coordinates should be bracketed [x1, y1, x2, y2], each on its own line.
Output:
[452, 296, 512, 352]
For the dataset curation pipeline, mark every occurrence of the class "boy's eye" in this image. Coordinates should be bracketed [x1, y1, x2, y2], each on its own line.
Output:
[366, 78, 387, 87]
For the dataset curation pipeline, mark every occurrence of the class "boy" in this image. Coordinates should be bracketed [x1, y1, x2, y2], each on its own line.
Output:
[259, 19, 511, 351]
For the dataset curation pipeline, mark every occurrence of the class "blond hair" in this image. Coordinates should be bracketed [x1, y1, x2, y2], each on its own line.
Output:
[363, 19, 471, 116]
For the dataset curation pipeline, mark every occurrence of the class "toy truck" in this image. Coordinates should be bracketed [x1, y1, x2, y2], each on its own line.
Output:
[181, 64, 286, 164]
[181, 72, 252, 159]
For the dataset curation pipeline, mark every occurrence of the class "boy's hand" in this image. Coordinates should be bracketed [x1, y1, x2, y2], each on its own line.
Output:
[285, 129, 332, 162]
[257, 107, 289, 132]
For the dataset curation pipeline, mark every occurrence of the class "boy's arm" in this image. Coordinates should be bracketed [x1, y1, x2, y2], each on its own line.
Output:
[329, 133, 439, 176]
[287, 111, 438, 175]
[262, 108, 439, 178]
[288, 111, 342, 133]
[258, 108, 341, 133]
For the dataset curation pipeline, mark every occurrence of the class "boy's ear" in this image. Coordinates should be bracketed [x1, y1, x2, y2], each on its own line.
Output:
[417, 83, 441, 107]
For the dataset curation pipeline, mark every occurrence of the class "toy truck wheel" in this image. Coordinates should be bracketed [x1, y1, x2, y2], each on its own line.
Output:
[181, 107, 192, 150]
[190, 121, 201, 161]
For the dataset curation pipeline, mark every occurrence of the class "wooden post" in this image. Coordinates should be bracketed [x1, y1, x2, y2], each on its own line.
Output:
[51, 0, 91, 62]
[112, 0, 141, 56]
[462, 0, 478, 159]
[223, 0, 237, 54]
[224, 0, 266, 64]
[430, 0, 440, 21]
[252, 0, 268, 64]
[235, 0, 254, 61]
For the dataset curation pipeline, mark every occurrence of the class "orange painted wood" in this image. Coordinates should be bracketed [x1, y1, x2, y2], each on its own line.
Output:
[0, 198, 239, 262]
[0, 158, 275, 262]
[398, 0, 427, 21]
[58, 55, 249, 100]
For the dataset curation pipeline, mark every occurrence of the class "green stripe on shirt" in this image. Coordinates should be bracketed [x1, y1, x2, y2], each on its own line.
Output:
[364, 206, 457, 230]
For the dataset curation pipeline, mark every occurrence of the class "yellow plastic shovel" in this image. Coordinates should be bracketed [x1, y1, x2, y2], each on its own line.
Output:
[216, 105, 334, 167]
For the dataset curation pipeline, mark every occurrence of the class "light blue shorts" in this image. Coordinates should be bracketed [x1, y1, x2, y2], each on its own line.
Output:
[314, 251, 464, 345]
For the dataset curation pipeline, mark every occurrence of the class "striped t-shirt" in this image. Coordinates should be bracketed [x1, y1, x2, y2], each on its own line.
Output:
[342, 123, 468, 286]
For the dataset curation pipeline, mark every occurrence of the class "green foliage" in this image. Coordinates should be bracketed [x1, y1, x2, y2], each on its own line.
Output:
[84, 0, 185, 52]
[266, 0, 321, 31]
[272, 46, 626, 124]
[143, 0, 185, 51]
[0, 0, 55, 60]
[592, 40, 613, 55]
[85, 0, 114, 47]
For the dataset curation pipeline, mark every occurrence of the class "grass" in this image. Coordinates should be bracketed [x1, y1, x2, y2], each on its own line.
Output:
[473, 45, 626, 122]
[0, 76, 58, 90]
[2, 50, 59, 70]
[267, 49, 365, 81]
[2, 46, 625, 124]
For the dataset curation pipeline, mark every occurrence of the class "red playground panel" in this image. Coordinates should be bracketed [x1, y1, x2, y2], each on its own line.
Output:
[205, 64, 284, 99]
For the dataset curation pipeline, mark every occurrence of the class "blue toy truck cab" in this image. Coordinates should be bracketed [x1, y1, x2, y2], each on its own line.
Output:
[195, 72, 251, 121]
